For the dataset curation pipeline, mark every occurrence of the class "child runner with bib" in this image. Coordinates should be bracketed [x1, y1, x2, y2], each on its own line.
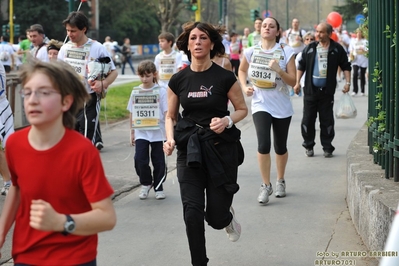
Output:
[127, 60, 168, 200]
[154, 32, 183, 90]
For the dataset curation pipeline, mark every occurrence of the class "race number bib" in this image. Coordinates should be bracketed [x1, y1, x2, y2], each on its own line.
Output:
[64, 45, 90, 80]
[253, 33, 261, 46]
[288, 33, 301, 47]
[317, 45, 328, 78]
[241, 38, 249, 49]
[159, 58, 175, 80]
[355, 41, 365, 55]
[130, 87, 161, 130]
[248, 48, 282, 89]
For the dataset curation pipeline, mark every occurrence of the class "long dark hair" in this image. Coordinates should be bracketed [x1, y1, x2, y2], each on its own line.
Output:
[176, 22, 225, 62]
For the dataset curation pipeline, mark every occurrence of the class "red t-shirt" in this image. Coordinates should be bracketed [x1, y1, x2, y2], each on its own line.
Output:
[6, 127, 114, 265]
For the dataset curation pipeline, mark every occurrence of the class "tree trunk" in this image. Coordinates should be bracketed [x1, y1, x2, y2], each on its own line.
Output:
[158, 0, 185, 32]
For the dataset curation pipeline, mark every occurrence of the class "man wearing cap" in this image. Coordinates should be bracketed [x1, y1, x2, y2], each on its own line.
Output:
[58, 11, 118, 150]
[29, 24, 48, 62]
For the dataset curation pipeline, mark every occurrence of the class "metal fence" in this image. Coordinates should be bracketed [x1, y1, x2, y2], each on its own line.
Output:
[368, 0, 399, 181]
[5, 73, 28, 130]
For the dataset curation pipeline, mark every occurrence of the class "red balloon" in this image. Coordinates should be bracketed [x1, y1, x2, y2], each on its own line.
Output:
[327, 11, 343, 28]
[331, 32, 339, 42]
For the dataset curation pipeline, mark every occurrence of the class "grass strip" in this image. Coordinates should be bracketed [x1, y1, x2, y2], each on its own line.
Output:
[100, 81, 140, 123]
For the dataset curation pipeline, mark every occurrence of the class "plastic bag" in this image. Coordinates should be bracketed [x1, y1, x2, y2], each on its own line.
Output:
[335, 93, 357, 119]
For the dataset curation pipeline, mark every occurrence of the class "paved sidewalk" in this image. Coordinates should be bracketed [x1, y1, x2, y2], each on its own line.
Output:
[0, 82, 380, 265]
[95, 87, 378, 265]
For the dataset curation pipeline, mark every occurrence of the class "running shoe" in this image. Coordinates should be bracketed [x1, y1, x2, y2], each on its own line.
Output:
[139, 185, 151, 199]
[305, 149, 314, 157]
[258, 183, 273, 204]
[224, 206, 241, 242]
[275, 180, 286, 198]
[95, 142, 104, 151]
[155, 191, 166, 200]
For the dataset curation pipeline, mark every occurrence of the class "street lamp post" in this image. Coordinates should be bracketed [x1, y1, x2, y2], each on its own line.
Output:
[9, 0, 14, 43]
[286, 0, 289, 30]
[69, 0, 74, 13]
[223, 0, 227, 28]
[219, 0, 222, 24]
[195, 0, 201, 21]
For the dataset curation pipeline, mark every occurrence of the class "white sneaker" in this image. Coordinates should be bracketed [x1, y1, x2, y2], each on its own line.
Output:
[224, 206, 241, 242]
[275, 180, 286, 198]
[155, 191, 166, 200]
[360, 93, 365, 96]
[351, 92, 357, 96]
[139, 185, 151, 199]
[258, 183, 273, 204]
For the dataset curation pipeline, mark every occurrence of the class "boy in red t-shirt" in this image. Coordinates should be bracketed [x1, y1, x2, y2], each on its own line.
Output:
[0, 60, 116, 265]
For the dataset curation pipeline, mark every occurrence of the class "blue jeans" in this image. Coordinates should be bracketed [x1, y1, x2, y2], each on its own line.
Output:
[122, 56, 135, 75]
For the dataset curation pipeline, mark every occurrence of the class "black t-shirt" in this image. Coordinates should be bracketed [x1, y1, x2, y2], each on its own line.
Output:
[169, 63, 237, 127]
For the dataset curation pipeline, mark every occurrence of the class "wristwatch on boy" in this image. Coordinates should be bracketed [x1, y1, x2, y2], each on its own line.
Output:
[62, 214, 76, 236]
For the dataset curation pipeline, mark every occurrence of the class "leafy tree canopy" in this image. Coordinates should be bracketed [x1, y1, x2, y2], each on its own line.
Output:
[99, 0, 160, 44]
[12, 0, 71, 42]
[334, 0, 367, 21]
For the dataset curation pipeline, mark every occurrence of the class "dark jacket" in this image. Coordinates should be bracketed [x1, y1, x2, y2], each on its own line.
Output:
[298, 39, 351, 95]
[122, 44, 132, 58]
[174, 118, 244, 194]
